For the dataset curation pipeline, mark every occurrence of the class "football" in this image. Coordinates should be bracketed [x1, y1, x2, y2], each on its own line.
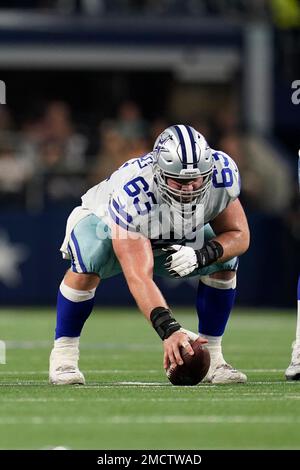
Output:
[166, 338, 210, 386]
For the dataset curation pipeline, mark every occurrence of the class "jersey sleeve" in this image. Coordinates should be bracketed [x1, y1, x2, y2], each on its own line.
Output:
[212, 151, 241, 203]
[108, 191, 139, 232]
[107, 160, 156, 234]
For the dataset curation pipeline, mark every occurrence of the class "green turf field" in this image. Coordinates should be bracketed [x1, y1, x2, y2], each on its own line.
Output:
[0, 307, 299, 450]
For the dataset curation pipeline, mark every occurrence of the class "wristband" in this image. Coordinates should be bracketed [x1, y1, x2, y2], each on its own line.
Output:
[195, 240, 224, 268]
[150, 307, 181, 340]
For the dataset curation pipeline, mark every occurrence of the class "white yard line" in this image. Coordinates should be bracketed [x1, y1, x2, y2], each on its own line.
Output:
[249, 381, 297, 385]
[1, 398, 76, 402]
[2, 396, 300, 403]
[0, 415, 299, 425]
[0, 382, 202, 388]
[0, 368, 287, 375]
[0, 370, 160, 375]
[243, 369, 285, 373]
[4, 341, 160, 351]
[0, 379, 298, 387]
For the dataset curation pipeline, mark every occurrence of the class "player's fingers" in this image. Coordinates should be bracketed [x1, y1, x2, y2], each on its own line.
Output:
[162, 247, 173, 253]
[164, 345, 175, 369]
[179, 268, 193, 277]
[162, 245, 181, 252]
[169, 265, 194, 278]
[170, 252, 187, 265]
[165, 255, 177, 266]
[168, 257, 187, 269]
[163, 351, 169, 370]
[175, 261, 192, 272]
[164, 245, 182, 261]
[168, 261, 190, 274]
[180, 328, 199, 342]
[182, 342, 194, 356]
[165, 252, 185, 267]
[170, 271, 186, 279]
[173, 345, 184, 366]
[168, 349, 177, 369]
[167, 268, 178, 277]
[169, 245, 182, 252]
[198, 337, 208, 345]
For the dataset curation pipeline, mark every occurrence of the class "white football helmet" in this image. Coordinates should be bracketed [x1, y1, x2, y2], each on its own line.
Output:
[153, 124, 213, 213]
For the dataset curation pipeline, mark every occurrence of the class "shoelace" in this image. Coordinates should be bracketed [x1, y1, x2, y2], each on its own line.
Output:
[217, 362, 233, 369]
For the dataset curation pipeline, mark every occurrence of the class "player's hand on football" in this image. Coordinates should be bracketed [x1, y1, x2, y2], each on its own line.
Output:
[164, 245, 198, 278]
[180, 327, 205, 344]
[163, 331, 193, 370]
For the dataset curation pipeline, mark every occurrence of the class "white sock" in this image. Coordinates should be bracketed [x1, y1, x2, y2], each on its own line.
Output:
[199, 334, 225, 366]
[52, 337, 80, 363]
[54, 336, 80, 348]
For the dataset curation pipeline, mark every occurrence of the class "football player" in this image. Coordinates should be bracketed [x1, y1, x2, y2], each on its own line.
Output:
[49, 125, 250, 385]
[285, 151, 300, 380]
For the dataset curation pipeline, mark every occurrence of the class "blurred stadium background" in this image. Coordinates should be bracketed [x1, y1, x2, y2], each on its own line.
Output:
[0, 1, 299, 308]
[1, 0, 300, 452]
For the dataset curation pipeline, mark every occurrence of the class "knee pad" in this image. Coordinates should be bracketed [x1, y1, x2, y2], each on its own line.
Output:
[60, 280, 96, 302]
[200, 274, 237, 290]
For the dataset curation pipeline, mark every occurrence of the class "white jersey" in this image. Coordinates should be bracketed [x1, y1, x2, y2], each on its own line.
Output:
[81, 151, 240, 245]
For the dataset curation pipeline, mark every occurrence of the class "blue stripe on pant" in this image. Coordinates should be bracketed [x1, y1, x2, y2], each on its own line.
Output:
[70, 231, 87, 273]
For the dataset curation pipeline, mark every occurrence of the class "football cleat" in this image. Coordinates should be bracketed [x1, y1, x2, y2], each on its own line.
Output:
[49, 337, 85, 385]
[49, 363, 85, 385]
[285, 342, 300, 381]
[203, 362, 247, 384]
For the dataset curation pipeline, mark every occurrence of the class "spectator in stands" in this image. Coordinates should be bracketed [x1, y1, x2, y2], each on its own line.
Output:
[42, 101, 88, 172]
[116, 100, 148, 141]
[89, 120, 127, 185]
[90, 104, 151, 186]
[219, 132, 293, 215]
[0, 107, 14, 133]
[0, 139, 33, 206]
[149, 117, 169, 143]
